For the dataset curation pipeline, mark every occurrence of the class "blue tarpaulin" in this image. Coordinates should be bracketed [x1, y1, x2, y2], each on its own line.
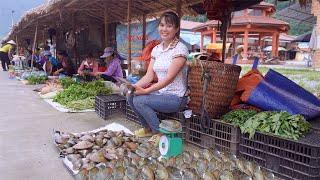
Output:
[248, 69, 320, 120]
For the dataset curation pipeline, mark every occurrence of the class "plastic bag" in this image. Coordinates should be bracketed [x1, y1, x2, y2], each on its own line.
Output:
[247, 69, 320, 120]
[231, 57, 263, 106]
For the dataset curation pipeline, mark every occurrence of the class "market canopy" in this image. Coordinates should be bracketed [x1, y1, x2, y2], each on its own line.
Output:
[5, 0, 203, 41]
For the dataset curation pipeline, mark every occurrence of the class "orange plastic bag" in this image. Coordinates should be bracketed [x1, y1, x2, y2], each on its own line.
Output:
[231, 69, 264, 106]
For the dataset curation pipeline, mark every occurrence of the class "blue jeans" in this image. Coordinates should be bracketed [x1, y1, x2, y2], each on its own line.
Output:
[127, 94, 187, 133]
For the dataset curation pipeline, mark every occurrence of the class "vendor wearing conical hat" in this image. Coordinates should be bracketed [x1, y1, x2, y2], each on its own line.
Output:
[0, 40, 16, 71]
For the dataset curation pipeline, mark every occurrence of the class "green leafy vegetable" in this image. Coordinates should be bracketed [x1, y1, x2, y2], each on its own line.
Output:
[240, 111, 311, 140]
[27, 75, 47, 85]
[222, 109, 258, 127]
[53, 80, 112, 110]
[59, 77, 78, 89]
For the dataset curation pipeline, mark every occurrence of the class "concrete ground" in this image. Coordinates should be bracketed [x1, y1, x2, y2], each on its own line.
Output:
[0, 71, 139, 180]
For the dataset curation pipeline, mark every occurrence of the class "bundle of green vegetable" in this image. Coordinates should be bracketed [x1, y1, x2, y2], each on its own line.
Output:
[66, 97, 95, 110]
[222, 109, 258, 127]
[53, 80, 112, 110]
[240, 111, 311, 140]
[59, 77, 78, 89]
[27, 75, 47, 85]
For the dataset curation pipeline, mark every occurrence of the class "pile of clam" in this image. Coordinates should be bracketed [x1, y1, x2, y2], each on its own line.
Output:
[54, 129, 275, 180]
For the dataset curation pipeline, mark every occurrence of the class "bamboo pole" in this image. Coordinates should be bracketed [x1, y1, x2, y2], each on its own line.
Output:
[72, 12, 79, 68]
[176, 0, 182, 18]
[127, 0, 132, 74]
[31, 24, 38, 69]
[104, 5, 109, 47]
[15, 35, 18, 55]
[142, 14, 146, 49]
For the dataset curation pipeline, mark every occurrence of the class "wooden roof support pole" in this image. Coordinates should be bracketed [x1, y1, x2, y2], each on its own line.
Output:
[258, 34, 263, 48]
[72, 12, 79, 68]
[104, 5, 109, 47]
[42, 29, 46, 45]
[176, 0, 182, 18]
[232, 33, 236, 56]
[271, 32, 277, 58]
[221, 30, 227, 62]
[243, 29, 249, 61]
[176, 0, 182, 39]
[275, 32, 279, 57]
[127, 0, 132, 74]
[200, 33, 204, 52]
[142, 14, 146, 49]
[212, 28, 217, 43]
[31, 23, 38, 69]
[15, 35, 18, 55]
[311, 0, 320, 68]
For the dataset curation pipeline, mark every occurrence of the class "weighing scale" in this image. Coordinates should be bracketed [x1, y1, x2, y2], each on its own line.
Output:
[158, 125, 184, 158]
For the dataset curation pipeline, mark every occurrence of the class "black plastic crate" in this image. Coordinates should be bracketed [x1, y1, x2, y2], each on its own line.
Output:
[95, 95, 126, 120]
[185, 115, 240, 155]
[311, 117, 320, 133]
[240, 131, 320, 180]
[125, 103, 141, 125]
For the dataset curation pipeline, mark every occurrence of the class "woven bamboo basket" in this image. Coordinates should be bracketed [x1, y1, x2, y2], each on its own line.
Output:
[188, 60, 241, 118]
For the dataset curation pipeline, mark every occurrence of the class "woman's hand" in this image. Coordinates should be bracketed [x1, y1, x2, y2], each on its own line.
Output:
[133, 85, 149, 95]
[53, 71, 59, 76]
[95, 72, 102, 76]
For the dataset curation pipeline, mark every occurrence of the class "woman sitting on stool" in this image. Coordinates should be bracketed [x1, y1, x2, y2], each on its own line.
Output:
[127, 11, 188, 143]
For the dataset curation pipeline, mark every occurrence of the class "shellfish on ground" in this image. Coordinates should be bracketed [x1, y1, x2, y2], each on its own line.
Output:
[73, 141, 94, 150]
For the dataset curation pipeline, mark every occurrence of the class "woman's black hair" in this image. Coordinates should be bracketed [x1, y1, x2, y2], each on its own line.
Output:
[57, 50, 68, 57]
[86, 52, 94, 58]
[159, 11, 180, 37]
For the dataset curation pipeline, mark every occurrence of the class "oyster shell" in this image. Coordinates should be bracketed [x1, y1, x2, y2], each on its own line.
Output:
[125, 165, 140, 180]
[113, 166, 125, 179]
[75, 169, 89, 180]
[141, 165, 155, 180]
[89, 150, 107, 163]
[182, 168, 199, 180]
[155, 165, 169, 180]
[73, 141, 94, 150]
[54, 133, 69, 144]
[80, 134, 95, 142]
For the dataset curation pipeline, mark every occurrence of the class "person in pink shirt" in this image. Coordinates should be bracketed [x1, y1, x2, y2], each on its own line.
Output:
[78, 52, 98, 77]
[96, 47, 123, 82]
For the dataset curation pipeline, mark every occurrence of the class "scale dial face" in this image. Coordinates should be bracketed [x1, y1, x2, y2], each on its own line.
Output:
[159, 135, 169, 155]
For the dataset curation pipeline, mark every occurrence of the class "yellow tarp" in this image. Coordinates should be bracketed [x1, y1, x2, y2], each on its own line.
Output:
[206, 43, 231, 52]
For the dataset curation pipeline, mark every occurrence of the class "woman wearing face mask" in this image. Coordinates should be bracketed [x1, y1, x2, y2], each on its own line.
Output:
[127, 11, 188, 142]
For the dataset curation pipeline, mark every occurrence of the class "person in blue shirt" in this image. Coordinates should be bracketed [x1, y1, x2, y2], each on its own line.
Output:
[42, 51, 60, 75]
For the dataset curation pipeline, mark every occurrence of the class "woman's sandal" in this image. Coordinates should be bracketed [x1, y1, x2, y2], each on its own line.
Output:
[134, 128, 153, 138]
[148, 134, 162, 145]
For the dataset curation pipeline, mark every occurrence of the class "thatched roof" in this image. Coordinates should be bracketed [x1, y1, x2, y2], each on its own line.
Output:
[5, 0, 202, 41]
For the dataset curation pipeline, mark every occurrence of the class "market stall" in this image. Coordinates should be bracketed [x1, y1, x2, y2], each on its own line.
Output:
[4, 1, 320, 180]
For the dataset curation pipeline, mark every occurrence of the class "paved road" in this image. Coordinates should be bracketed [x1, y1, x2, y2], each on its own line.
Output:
[0, 72, 135, 180]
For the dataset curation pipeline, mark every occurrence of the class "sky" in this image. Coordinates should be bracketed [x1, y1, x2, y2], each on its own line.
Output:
[0, 0, 45, 39]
